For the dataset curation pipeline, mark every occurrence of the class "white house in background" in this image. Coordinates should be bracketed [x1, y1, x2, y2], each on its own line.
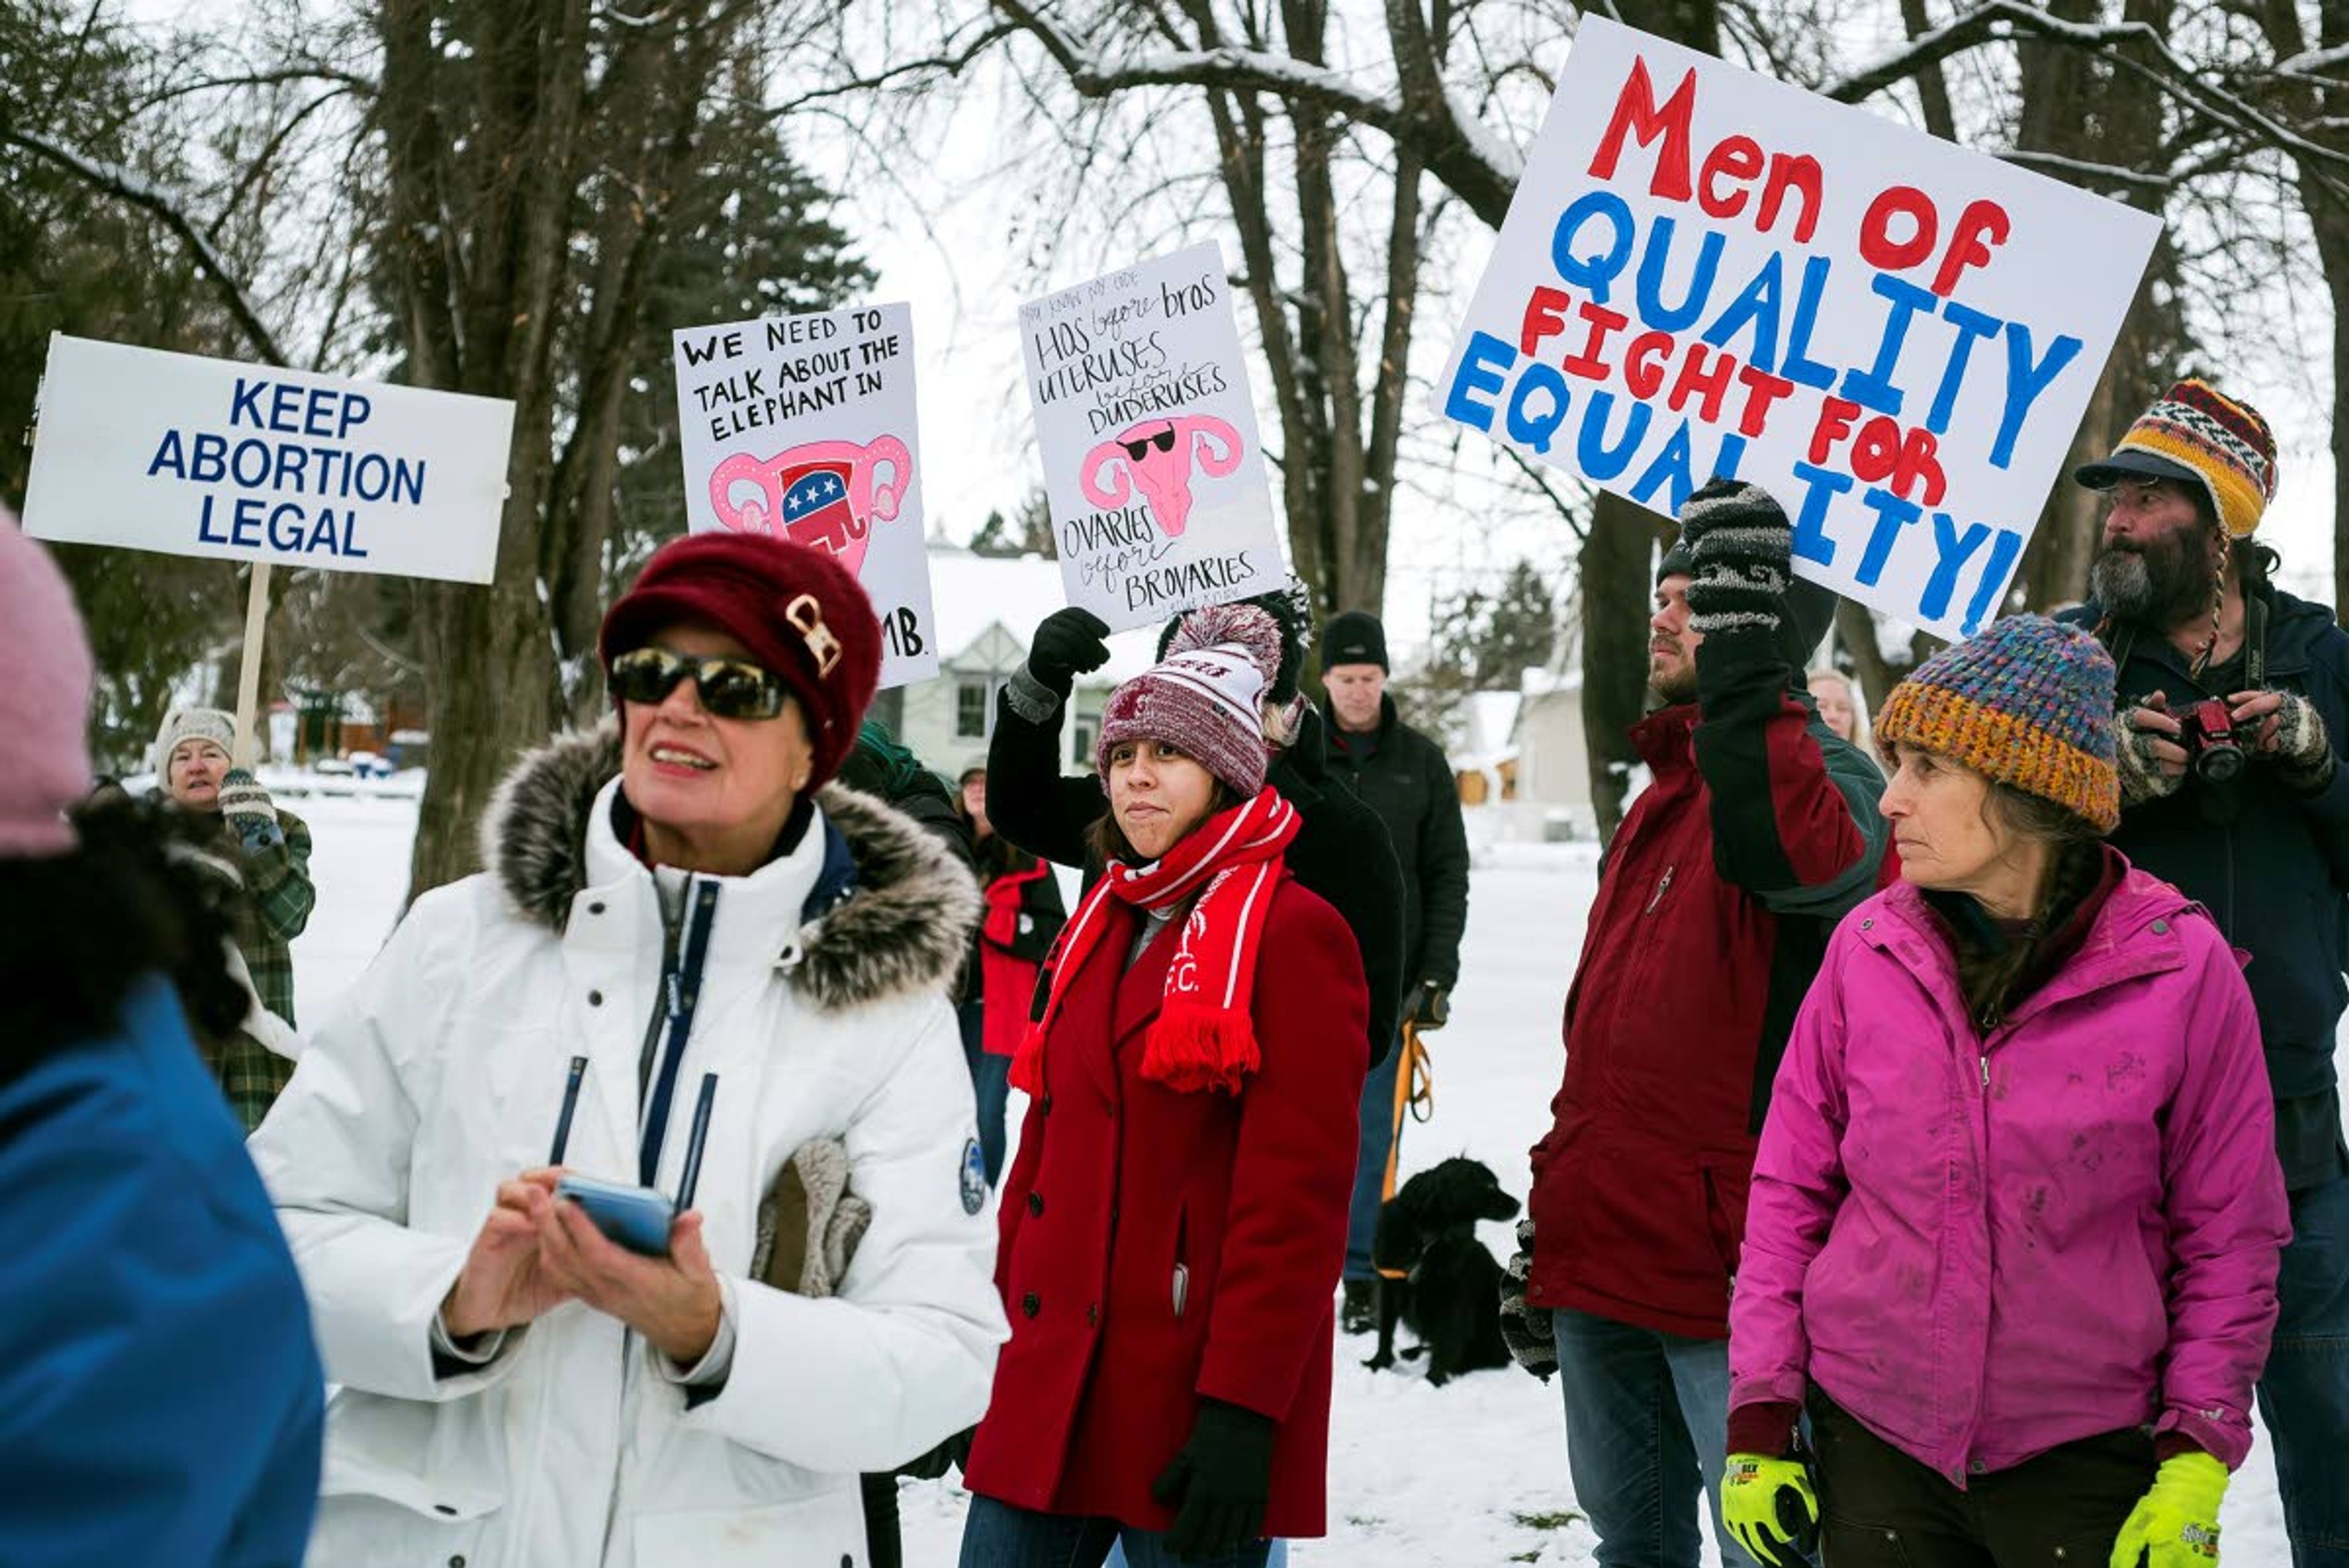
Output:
[1509, 666, 1592, 819]
[1453, 689, 1523, 806]
[896, 544, 1162, 779]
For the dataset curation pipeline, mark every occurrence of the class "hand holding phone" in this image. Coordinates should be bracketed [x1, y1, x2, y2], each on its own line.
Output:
[553, 1173, 676, 1257]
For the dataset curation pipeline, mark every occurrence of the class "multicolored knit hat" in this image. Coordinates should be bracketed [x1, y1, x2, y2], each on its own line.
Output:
[1097, 605, 1282, 798]
[2074, 379, 2278, 540]
[1875, 615, 2120, 832]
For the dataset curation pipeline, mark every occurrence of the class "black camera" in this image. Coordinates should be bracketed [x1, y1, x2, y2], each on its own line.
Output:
[2177, 698, 2246, 786]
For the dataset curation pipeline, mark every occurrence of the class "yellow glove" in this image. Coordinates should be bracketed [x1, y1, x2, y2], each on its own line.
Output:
[2109, 1451, 2227, 1568]
[1723, 1452, 1817, 1568]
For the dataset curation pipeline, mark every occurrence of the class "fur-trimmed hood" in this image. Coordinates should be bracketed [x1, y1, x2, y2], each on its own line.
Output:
[481, 727, 980, 1011]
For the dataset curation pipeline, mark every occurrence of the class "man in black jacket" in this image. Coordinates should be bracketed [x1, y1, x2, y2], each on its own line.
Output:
[983, 589, 1405, 1082]
[2059, 379, 2348, 1568]
[1318, 611, 1472, 1331]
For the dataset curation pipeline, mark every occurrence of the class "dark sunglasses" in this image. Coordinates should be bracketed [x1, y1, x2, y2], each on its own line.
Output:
[608, 647, 790, 721]
[1120, 428, 1177, 462]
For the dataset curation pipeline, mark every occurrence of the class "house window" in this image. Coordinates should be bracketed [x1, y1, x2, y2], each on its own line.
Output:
[956, 682, 990, 740]
[1071, 712, 1099, 767]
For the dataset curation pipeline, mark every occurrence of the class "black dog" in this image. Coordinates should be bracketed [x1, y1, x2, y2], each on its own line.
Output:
[1365, 1156, 1521, 1386]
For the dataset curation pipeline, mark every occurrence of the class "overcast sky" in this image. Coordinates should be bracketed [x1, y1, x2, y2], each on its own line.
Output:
[111, 0, 2344, 660]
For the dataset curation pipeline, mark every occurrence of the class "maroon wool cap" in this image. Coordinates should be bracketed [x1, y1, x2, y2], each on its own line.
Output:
[598, 531, 881, 789]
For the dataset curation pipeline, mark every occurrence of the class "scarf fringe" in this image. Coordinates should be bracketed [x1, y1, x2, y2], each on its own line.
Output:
[1011, 788, 1297, 1099]
[1141, 1002, 1263, 1096]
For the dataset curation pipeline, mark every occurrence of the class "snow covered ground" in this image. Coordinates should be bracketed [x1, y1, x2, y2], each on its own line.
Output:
[290, 801, 2329, 1566]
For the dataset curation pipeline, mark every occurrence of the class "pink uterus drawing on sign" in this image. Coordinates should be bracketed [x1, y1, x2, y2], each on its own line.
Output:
[1079, 415, 1244, 538]
[707, 435, 913, 576]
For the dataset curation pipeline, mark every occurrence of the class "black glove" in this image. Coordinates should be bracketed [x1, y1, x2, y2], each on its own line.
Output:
[2263, 691, 2338, 795]
[217, 768, 284, 850]
[1677, 478, 1792, 641]
[1150, 1398, 1275, 1561]
[1496, 1216, 1556, 1381]
[893, 1425, 974, 1482]
[1406, 981, 1450, 1032]
[1025, 607, 1113, 700]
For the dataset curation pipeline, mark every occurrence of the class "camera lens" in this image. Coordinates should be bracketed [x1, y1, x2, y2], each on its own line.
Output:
[2195, 743, 2246, 786]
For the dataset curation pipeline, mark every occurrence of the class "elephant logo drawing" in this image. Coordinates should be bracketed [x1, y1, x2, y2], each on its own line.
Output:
[1079, 415, 1244, 539]
[707, 435, 913, 576]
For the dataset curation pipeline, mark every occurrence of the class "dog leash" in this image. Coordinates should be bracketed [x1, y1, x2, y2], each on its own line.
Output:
[1373, 1023, 1439, 1280]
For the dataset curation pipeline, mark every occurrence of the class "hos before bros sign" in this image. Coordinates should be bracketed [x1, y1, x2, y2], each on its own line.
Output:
[1437, 19, 2161, 640]
[1020, 242, 1285, 634]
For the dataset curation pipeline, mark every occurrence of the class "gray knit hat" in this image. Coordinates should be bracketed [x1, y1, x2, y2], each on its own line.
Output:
[153, 707, 236, 781]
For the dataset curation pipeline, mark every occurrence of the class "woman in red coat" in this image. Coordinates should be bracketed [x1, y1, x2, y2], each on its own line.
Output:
[959, 606, 1370, 1568]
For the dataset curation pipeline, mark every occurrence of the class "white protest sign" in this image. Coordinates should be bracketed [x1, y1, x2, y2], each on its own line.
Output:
[1436, 19, 2162, 641]
[673, 302, 937, 688]
[22, 333, 514, 584]
[1020, 242, 1284, 633]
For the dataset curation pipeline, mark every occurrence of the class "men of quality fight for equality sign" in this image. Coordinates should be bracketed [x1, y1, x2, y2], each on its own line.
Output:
[1438, 18, 2161, 639]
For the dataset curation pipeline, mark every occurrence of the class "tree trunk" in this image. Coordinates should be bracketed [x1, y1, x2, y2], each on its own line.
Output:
[2009, 0, 2180, 615]
[1577, 0, 1717, 846]
[1582, 494, 1664, 843]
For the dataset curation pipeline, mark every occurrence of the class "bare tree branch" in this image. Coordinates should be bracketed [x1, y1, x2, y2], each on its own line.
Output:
[4, 127, 289, 366]
[991, 0, 1520, 223]
[762, 20, 1018, 116]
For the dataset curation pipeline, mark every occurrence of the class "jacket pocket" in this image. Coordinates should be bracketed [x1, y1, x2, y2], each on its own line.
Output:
[1171, 1202, 1190, 1320]
[319, 1388, 509, 1520]
[631, 1486, 866, 1568]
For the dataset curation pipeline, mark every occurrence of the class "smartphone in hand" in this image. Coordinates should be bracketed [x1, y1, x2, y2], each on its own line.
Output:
[554, 1173, 676, 1257]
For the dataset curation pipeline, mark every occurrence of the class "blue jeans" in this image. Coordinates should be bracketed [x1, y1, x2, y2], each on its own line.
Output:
[1344, 1032, 1405, 1279]
[1551, 1308, 1764, 1568]
[1108, 1537, 1288, 1567]
[958, 1001, 1011, 1186]
[2257, 1170, 2349, 1568]
[960, 1495, 1271, 1568]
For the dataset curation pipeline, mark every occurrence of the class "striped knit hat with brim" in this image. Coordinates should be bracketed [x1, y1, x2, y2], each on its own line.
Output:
[2074, 379, 2278, 540]
[1097, 604, 1283, 798]
[1875, 615, 2120, 833]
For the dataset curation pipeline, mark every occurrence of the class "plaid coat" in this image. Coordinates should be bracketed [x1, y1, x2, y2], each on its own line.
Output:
[182, 802, 315, 1132]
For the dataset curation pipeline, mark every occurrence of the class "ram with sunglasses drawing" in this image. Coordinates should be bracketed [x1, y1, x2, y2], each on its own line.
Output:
[247, 530, 1007, 1568]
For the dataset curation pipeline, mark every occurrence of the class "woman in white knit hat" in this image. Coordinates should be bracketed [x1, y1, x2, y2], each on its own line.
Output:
[959, 604, 1371, 1568]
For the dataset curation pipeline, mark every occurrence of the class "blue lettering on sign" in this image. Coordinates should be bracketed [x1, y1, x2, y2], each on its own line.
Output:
[1576, 392, 1652, 480]
[1506, 364, 1572, 453]
[1926, 299, 2002, 436]
[1700, 251, 1784, 373]
[1855, 488, 1921, 589]
[1964, 529, 2027, 634]
[1443, 332, 1517, 431]
[1633, 215, 1723, 333]
[1920, 511, 1994, 624]
[1551, 191, 1636, 305]
[150, 376, 436, 559]
[1839, 275, 1937, 418]
[1788, 463, 1855, 567]
[1993, 323, 2082, 469]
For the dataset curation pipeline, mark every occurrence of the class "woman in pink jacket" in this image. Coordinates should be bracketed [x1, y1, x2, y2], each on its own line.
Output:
[1723, 615, 2291, 1568]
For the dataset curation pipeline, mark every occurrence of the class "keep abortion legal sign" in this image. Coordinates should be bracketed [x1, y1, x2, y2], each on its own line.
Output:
[22, 334, 514, 584]
[1436, 19, 2161, 639]
[1020, 242, 1285, 633]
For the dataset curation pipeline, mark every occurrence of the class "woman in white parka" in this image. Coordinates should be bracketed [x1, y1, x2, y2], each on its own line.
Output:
[248, 532, 1006, 1568]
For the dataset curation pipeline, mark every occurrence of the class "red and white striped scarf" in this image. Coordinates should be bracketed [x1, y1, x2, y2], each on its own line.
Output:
[1009, 786, 1301, 1097]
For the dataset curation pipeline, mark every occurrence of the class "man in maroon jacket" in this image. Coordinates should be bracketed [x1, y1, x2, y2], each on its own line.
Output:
[1499, 479, 1894, 1567]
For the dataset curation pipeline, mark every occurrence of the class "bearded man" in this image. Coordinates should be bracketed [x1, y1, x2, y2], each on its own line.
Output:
[2061, 380, 2349, 1568]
